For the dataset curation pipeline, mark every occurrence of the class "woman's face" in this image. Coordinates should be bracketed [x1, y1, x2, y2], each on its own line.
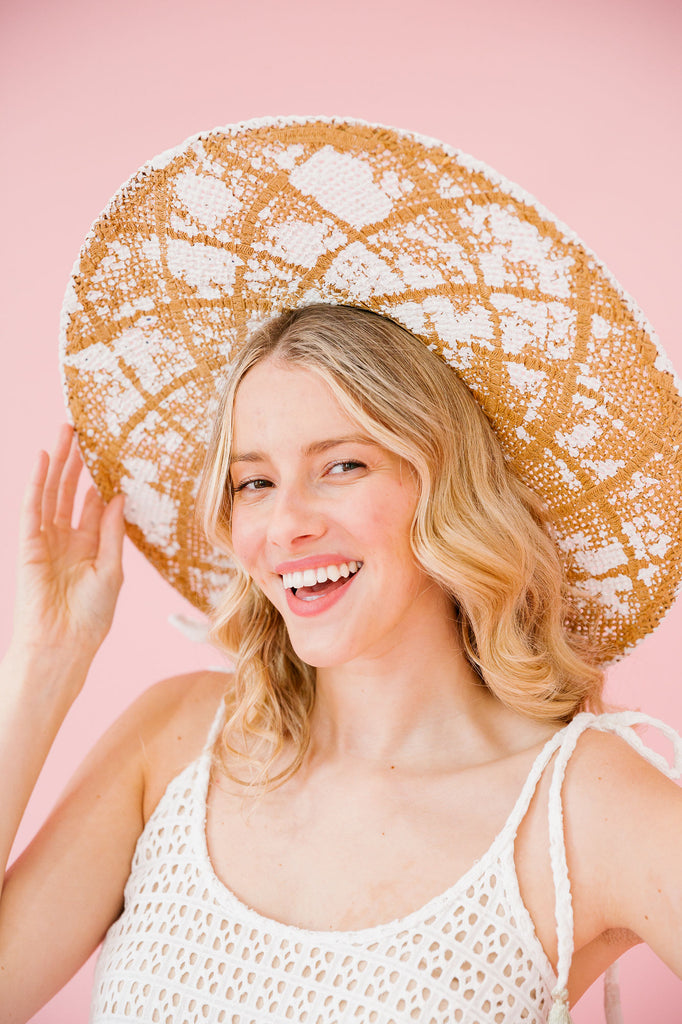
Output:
[229, 358, 449, 668]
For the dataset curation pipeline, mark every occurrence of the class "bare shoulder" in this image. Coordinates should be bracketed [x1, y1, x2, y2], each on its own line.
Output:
[127, 668, 228, 745]
[48, 668, 231, 824]
[561, 722, 682, 934]
[0, 670, 231, 1019]
[126, 669, 231, 820]
[562, 724, 681, 813]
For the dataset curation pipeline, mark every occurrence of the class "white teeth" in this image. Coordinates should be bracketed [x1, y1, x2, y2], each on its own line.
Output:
[281, 561, 363, 591]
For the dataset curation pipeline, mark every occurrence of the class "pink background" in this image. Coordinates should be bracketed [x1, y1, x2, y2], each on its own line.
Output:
[1, 0, 681, 1019]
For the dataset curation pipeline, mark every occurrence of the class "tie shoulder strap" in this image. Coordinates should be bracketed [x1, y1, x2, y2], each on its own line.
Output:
[547, 710, 682, 1022]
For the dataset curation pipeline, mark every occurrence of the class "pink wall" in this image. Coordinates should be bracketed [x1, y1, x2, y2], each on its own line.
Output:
[1, 0, 681, 1019]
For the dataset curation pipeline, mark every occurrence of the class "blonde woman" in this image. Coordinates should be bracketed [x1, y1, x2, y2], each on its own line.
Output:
[2, 119, 682, 1024]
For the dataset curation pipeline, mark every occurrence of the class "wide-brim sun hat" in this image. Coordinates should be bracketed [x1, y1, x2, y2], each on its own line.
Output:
[60, 115, 682, 663]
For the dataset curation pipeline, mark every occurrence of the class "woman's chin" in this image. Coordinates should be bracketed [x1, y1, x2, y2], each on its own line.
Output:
[288, 642, 351, 670]
[284, 625, 363, 670]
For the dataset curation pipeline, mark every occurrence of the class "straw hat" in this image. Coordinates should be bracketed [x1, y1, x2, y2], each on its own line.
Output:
[60, 116, 682, 662]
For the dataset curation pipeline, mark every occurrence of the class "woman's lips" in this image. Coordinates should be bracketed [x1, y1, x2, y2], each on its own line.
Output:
[282, 560, 362, 591]
[294, 575, 352, 601]
[275, 553, 360, 574]
[283, 567, 360, 617]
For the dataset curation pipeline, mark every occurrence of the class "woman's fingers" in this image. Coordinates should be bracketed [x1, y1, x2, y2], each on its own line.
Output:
[20, 450, 50, 543]
[79, 489, 126, 580]
[22, 425, 126, 575]
[96, 494, 126, 582]
[41, 425, 75, 527]
[78, 486, 106, 540]
[13, 431, 127, 657]
[55, 435, 84, 527]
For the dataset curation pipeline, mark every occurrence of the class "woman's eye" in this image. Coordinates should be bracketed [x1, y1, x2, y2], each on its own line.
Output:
[234, 478, 272, 493]
[328, 460, 365, 475]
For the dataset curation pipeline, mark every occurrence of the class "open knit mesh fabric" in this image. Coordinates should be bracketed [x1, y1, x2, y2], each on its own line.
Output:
[89, 709, 681, 1024]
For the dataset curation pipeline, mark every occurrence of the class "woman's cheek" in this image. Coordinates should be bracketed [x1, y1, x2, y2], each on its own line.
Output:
[230, 516, 258, 578]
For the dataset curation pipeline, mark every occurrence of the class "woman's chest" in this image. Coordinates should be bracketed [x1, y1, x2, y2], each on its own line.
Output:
[92, 762, 557, 1024]
[204, 758, 551, 934]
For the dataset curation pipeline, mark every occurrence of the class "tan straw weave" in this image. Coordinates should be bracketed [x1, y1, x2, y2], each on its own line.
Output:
[60, 116, 682, 661]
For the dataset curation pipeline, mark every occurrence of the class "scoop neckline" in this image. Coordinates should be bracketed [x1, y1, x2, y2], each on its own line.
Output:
[187, 717, 571, 944]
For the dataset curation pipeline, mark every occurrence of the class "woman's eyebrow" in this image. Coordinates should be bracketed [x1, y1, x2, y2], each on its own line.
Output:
[230, 434, 374, 466]
[305, 434, 374, 455]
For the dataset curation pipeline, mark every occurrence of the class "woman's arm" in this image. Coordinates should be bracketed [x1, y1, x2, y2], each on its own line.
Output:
[0, 425, 132, 1019]
[517, 723, 682, 1003]
[0, 425, 125, 885]
[0, 674, 148, 1021]
[0, 665, 225, 1023]
[565, 730, 682, 980]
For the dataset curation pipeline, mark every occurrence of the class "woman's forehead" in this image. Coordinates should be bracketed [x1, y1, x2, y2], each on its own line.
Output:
[232, 360, 364, 451]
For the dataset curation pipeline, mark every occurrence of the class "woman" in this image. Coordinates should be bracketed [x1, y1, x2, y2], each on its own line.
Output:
[2, 118, 681, 1023]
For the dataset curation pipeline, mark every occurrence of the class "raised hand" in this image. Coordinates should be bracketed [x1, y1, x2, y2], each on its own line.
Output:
[11, 424, 126, 665]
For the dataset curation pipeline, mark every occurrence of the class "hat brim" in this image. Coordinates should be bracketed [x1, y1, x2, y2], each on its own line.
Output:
[60, 115, 682, 663]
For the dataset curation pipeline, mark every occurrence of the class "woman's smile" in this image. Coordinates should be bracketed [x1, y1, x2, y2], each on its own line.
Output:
[280, 556, 363, 610]
[229, 359, 448, 666]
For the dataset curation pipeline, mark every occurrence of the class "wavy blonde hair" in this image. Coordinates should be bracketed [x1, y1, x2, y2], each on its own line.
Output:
[199, 304, 604, 788]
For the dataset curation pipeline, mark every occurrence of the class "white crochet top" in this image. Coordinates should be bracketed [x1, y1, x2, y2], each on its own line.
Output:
[89, 710, 681, 1024]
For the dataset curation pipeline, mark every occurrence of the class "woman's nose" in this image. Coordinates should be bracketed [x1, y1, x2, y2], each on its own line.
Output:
[266, 481, 326, 549]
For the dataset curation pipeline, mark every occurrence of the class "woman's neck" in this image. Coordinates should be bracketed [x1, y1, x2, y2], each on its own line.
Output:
[309, 613, 498, 771]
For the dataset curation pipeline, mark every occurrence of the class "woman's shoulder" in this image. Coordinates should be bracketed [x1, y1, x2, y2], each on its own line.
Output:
[120, 669, 230, 822]
[558, 714, 682, 922]
[516, 711, 682, 981]
[537, 712, 682, 990]
[561, 713, 681, 801]
[556, 714, 681, 833]
[131, 668, 228, 735]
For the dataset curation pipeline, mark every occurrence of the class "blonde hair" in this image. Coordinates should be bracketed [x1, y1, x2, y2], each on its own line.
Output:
[199, 304, 604, 788]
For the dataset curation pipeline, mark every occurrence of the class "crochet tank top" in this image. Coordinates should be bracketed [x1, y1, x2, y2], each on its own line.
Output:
[89, 709, 681, 1024]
